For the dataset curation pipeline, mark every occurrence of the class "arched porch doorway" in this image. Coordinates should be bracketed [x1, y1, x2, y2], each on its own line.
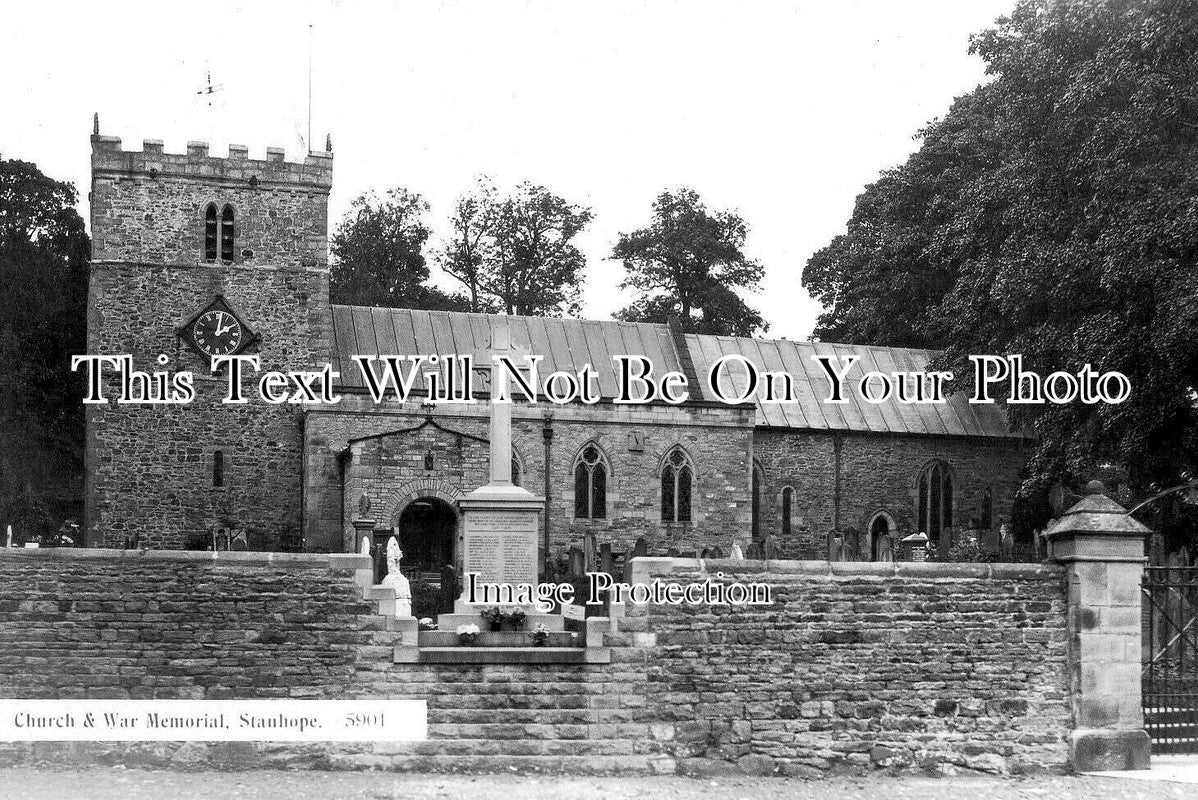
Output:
[868, 511, 895, 562]
[375, 496, 458, 617]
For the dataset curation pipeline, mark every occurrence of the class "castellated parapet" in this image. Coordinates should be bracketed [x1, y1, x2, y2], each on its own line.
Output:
[91, 135, 333, 189]
[89, 134, 332, 269]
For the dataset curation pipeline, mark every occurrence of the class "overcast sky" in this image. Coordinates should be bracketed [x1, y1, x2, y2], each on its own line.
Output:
[1, 0, 1012, 340]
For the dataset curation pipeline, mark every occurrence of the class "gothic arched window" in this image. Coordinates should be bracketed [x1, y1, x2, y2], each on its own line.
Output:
[573, 443, 608, 519]
[661, 447, 693, 523]
[917, 461, 953, 546]
[220, 205, 235, 261]
[204, 204, 219, 261]
[751, 463, 764, 538]
[781, 486, 794, 536]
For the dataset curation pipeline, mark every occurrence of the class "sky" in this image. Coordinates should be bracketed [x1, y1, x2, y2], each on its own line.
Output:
[0, 0, 1013, 340]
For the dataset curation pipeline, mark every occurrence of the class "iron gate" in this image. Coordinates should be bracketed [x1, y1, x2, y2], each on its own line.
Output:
[1142, 566, 1198, 753]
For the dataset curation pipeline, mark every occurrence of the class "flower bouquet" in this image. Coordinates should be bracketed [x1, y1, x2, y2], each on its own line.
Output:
[456, 623, 481, 645]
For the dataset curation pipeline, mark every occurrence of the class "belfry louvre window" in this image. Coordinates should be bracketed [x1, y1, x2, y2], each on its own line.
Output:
[204, 204, 219, 261]
[917, 461, 953, 542]
[220, 205, 235, 261]
[661, 447, 693, 523]
[573, 444, 608, 519]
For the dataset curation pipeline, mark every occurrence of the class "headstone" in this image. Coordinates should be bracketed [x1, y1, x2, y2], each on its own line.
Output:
[901, 531, 929, 562]
[630, 537, 648, 559]
[568, 545, 585, 577]
[729, 542, 744, 560]
[599, 542, 613, 575]
[761, 535, 779, 560]
[583, 532, 597, 572]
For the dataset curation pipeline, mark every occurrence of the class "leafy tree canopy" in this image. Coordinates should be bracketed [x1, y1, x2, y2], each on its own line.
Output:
[613, 188, 766, 336]
[440, 178, 593, 317]
[330, 188, 469, 311]
[0, 158, 90, 537]
[801, 0, 1198, 533]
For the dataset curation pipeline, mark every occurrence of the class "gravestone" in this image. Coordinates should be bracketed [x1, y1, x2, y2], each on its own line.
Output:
[631, 537, 648, 559]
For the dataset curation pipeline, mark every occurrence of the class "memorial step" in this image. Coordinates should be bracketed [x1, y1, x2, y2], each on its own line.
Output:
[417, 630, 580, 648]
[435, 612, 565, 631]
[400, 646, 589, 664]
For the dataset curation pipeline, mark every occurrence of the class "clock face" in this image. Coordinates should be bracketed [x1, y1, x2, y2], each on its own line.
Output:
[192, 309, 244, 356]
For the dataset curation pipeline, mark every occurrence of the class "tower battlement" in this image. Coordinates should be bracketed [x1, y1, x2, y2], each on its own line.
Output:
[91, 134, 333, 191]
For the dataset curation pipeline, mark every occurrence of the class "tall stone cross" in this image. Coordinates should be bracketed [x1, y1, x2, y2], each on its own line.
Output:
[481, 318, 532, 488]
[485, 319, 516, 486]
[454, 316, 546, 613]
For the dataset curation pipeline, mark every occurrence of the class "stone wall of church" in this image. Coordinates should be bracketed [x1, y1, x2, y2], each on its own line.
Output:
[303, 401, 757, 559]
[752, 430, 1032, 559]
[84, 137, 332, 550]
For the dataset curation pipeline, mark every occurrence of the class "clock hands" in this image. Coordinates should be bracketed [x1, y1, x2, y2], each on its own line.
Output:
[213, 312, 236, 338]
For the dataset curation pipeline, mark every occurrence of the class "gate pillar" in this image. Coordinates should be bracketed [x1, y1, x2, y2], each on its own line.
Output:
[1045, 480, 1151, 771]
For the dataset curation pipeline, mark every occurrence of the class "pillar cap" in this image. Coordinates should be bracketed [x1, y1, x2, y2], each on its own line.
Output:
[1044, 482, 1150, 541]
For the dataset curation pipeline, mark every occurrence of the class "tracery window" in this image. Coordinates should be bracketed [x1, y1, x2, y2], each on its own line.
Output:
[573, 443, 608, 519]
[917, 461, 953, 545]
[661, 447, 693, 523]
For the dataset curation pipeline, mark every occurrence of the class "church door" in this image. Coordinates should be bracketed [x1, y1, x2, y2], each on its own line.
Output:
[870, 515, 893, 562]
[393, 497, 458, 617]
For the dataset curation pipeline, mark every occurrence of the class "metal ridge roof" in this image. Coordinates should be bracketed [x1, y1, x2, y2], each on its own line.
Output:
[329, 305, 1021, 439]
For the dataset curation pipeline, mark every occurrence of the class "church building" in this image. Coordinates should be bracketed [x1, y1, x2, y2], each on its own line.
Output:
[84, 131, 1031, 579]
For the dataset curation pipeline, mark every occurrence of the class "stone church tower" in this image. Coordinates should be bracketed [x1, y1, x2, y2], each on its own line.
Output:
[85, 131, 333, 550]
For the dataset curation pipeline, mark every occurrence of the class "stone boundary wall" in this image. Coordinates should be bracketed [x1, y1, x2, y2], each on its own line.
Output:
[623, 558, 1071, 776]
[0, 549, 374, 702]
[0, 549, 1073, 775]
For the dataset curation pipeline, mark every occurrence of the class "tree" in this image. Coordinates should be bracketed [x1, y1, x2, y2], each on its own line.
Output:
[612, 188, 766, 336]
[330, 188, 469, 310]
[801, 0, 1198, 536]
[436, 178, 499, 313]
[0, 158, 90, 539]
[439, 179, 592, 317]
